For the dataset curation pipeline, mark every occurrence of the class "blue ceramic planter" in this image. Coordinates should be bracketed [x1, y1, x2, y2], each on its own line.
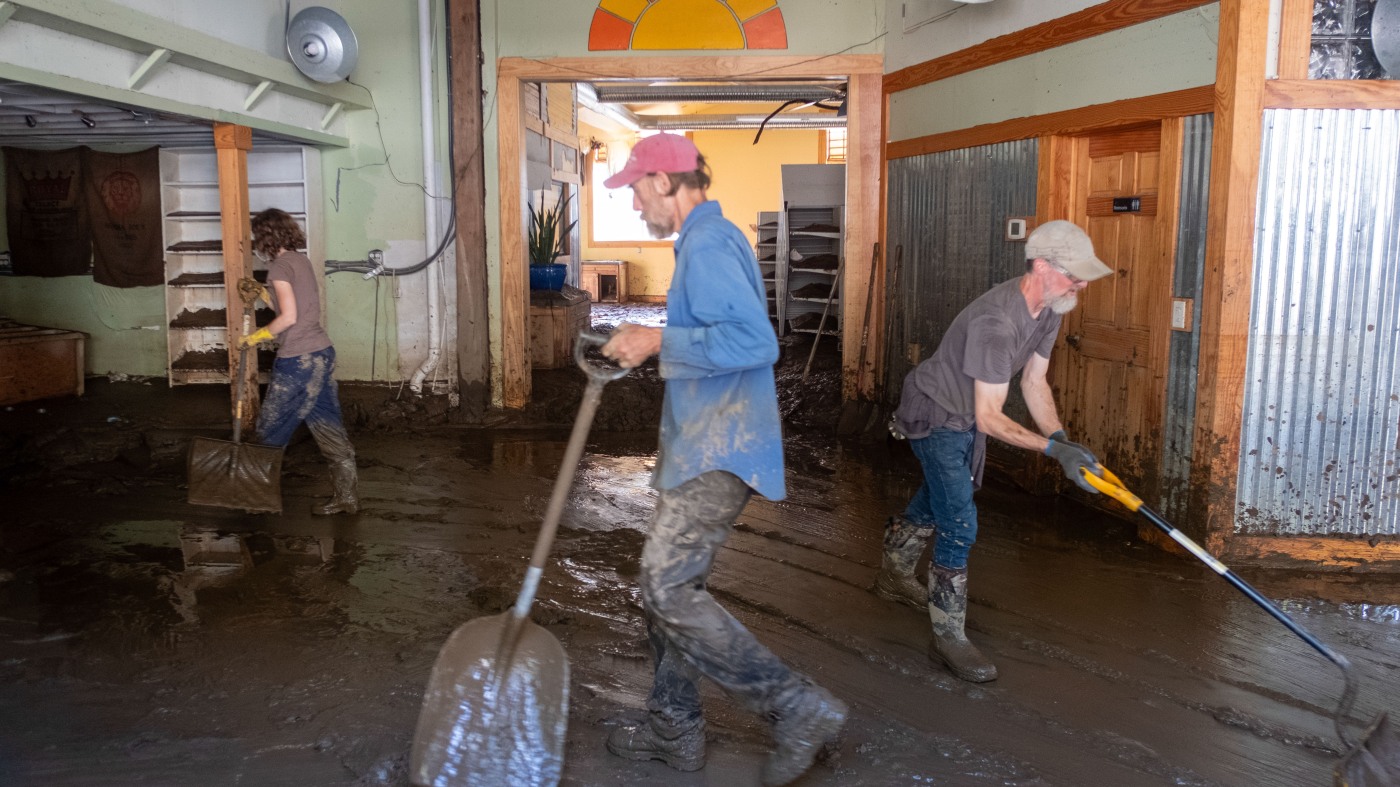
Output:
[530, 263, 568, 291]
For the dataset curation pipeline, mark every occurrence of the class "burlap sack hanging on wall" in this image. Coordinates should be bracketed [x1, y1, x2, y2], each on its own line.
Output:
[3, 146, 91, 277]
[83, 147, 163, 287]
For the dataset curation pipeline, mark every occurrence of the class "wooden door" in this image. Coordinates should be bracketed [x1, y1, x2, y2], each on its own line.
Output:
[1057, 124, 1176, 508]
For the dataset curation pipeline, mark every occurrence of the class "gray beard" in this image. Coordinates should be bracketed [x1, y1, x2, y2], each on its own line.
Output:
[646, 219, 673, 239]
[1048, 292, 1078, 314]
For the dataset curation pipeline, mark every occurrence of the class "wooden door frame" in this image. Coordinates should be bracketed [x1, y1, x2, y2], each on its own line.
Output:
[495, 55, 884, 409]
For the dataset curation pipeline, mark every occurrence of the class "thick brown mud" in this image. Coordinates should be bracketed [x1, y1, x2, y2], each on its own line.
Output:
[2, 336, 1399, 785]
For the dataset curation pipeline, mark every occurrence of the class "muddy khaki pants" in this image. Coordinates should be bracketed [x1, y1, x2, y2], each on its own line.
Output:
[640, 471, 810, 729]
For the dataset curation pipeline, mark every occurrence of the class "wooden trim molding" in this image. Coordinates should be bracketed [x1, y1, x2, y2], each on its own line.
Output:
[884, 0, 1216, 95]
[1191, 0, 1270, 553]
[887, 85, 1214, 160]
[1225, 536, 1400, 572]
[1276, 0, 1313, 81]
[497, 55, 883, 410]
[1264, 79, 1400, 109]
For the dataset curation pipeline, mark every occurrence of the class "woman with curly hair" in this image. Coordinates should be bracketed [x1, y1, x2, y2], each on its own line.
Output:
[238, 207, 358, 515]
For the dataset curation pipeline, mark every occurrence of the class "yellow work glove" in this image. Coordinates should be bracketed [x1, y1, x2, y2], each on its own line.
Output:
[238, 327, 275, 349]
[237, 277, 272, 306]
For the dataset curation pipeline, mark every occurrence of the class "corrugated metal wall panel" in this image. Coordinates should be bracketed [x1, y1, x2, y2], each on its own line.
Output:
[1161, 115, 1213, 523]
[883, 142, 1037, 468]
[1238, 108, 1400, 537]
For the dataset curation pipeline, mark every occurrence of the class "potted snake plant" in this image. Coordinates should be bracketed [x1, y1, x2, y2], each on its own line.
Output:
[528, 190, 577, 291]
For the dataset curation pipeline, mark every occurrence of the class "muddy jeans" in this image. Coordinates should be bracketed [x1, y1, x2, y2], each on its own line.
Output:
[640, 471, 808, 729]
[255, 347, 352, 456]
[903, 428, 978, 571]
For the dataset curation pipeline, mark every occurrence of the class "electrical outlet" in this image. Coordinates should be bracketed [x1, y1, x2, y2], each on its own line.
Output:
[1171, 298, 1193, 331]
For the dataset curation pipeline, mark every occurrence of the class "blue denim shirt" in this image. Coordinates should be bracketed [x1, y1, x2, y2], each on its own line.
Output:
[656, 200, 785, 501]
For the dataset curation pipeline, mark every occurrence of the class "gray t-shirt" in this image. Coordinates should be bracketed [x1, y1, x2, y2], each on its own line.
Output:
[895, 276, 1061, 438]
[267, 250, 332, 358]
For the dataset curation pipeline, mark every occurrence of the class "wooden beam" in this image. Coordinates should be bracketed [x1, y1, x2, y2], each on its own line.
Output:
[126, 47, 170, 90]
[498, 54, 884, 81]
[448, 0, 490, 420]
[213, 122, 257, 431]
[888, 85, 1215, 160]
[884, 0, 1216, 94]
[0, 3, 18, 28]
[243, 80, 274, 111]
[1276, 0, 1313, 80]
[1226, 536, 1400, 572]
[1191, 0, 1270, 552]
[1264, 78, 1400, 109]
[842, 70, 883, 401]
[498, 71, 529, 410]
[319, 102, 344, 130]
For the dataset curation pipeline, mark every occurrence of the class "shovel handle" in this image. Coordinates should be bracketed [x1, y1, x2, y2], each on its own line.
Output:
[232, 345, 251, 444]
[575, 331, 630, 382]
[510, 335, 628, 621]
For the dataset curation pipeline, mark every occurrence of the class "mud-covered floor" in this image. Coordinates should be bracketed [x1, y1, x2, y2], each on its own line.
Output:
[3, 322, 1399, 786]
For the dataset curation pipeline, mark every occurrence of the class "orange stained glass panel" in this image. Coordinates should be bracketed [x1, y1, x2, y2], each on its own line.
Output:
[742, 8, 787, 49]
[726, 0, 778, 21]
[589, 8, 633, 50]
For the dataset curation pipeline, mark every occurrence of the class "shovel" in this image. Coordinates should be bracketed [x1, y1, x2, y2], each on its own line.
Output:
[187, 344, 283, 514]
[410, 331, 628, 787]
[1082, 467, 1400, 786]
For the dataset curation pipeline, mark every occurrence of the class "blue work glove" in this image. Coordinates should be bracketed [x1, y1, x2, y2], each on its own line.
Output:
[1045, 433, 1102, 493]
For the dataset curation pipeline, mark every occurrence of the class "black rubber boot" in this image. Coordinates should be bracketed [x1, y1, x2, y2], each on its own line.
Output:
[313, 457, 359, 515]
[928, 565, 998, 683]
[763, 682, 848, 786]
[874, 515, 933, 609]
[309, 423, 358, 516]
[605, 716, 705, 771]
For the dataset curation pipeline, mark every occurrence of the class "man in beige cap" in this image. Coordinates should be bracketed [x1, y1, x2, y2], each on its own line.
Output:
[878, 219, 1112, 683]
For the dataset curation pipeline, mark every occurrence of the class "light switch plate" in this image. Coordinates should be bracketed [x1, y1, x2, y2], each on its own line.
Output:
[1171, 298, 1193, 331]
[1006, 218, 1027, 241]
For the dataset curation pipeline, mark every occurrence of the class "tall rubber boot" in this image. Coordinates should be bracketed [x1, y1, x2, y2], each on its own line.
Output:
[310, 423, 358, 516]
[313, 457, 359, 515]
[874, 516, 933, 609]
[927, 565, 997, 683]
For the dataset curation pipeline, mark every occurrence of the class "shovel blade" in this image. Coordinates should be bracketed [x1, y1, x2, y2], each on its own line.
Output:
[187, 437, 283, 514]
[1336, 713, 1400, 787]
[410, 613, 569, 787]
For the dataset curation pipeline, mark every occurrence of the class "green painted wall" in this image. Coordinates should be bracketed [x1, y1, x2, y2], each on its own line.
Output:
[0, 278, 167, 376]
[888, 5, 1220, 142]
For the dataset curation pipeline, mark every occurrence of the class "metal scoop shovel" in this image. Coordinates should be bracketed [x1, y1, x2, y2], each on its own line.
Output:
[1082, 467, 1400, 786]
[410, 331, 628, 787]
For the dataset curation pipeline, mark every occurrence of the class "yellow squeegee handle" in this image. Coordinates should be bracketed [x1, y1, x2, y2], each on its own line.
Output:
[1080, 466, 1142, 511]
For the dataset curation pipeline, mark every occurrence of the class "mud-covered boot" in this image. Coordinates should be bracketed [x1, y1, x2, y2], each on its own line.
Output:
[928, 565, 997, 683]
[763, 683, 848, 786]
[605, 716, 706, 771]
[874, 515, 933, 609]
[313, 457, 359, 515]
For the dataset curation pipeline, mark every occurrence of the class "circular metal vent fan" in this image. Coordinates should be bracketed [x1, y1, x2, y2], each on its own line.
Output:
[286, 6, 359, 83]
[1376, 0, 1400, 77]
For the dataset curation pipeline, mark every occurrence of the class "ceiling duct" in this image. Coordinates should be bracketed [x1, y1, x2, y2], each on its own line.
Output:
[592, 83, 844, 104]
[641, 114, 847, 131]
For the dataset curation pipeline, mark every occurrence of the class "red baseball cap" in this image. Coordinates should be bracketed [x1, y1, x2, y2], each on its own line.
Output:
[603, 133, 701, 189]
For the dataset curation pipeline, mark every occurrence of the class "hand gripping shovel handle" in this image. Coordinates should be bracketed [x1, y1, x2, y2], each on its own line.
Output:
[509, 331, 628, 623]
[1082, 466, 1360, 747]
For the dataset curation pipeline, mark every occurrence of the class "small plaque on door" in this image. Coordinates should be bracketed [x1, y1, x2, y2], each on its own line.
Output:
[1112, 197, 1142, 213]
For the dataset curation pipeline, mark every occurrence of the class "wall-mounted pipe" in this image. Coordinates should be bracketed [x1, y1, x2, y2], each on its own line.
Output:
[409, 0, 443, 394]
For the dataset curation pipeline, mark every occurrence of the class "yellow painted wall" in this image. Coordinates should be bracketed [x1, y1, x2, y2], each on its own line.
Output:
[580, 123, 823, 299]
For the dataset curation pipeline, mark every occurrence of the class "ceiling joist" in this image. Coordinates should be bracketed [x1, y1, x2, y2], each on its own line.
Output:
[127, 48, 170, 91]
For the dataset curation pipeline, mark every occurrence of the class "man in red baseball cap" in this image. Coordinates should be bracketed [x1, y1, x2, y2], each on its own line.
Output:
[600, 133, 847, 786]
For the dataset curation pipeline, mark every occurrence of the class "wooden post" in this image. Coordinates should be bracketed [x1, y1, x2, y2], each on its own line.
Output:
[214, 122, 257, 432]
[497, 70, 529, 409]
[448, 0, 491, 419]
[842, 70, 883, 402]
[1191, 0, 1270, 552]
